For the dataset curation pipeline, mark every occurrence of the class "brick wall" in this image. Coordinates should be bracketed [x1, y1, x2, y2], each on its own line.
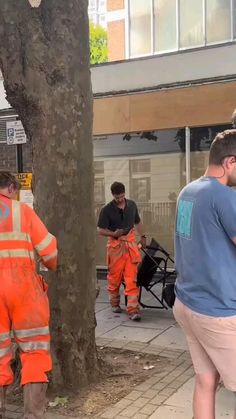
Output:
[107, 0, 124, 11]
[107, 0, 126, 61]
[0, 143, 17, 171]
[108, 20, 125, 61]
[22, 141, 33, 172]
[0, 141, 32, 173]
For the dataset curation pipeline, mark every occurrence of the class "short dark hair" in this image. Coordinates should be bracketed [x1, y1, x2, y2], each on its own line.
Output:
[111, 182, 125, 195]
[209, 129, 236, 165]
[232, 109, 236, 128]
[0, 172, 20, 190]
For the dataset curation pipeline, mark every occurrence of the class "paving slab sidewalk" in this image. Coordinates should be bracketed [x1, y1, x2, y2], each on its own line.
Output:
[5, 280, 235, 418]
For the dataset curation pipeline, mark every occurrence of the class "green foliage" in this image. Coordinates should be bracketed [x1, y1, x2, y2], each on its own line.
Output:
[89, 22, 108, 65]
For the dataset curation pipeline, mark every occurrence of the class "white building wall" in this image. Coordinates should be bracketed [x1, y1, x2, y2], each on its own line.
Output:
[104, 159, 130, 202]
[91, 43, 236, 94]
[0, 80, 10, 110]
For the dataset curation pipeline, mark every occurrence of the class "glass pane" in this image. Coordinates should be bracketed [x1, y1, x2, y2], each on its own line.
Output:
[129, 0, 152, 56]
[88, 0, 96, 11]
[207, 0, 231, 43]
[94, 178, 105, 203]
[94, 129, 186, 158]
[179, 0, 204, 48]
[94, 128, 186, 265]
[131, 178, 151, 203]
[190, 124, 231, 181]
[154, 0, 177, 52]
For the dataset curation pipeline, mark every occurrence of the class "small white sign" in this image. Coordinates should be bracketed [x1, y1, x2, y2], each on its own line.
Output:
[6, 120, 27, 145]
[19, 189, 34, 209]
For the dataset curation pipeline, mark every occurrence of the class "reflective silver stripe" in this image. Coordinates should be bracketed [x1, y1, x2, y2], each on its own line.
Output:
[12, 200, 21, 231]
[14, 326, 49, 339]
[0, 249, 35, 259]
[0, 332, 11, 342]
[35, 233, 54, 253]
[42, 249, 58, 262]
[127, 302, 138, 307]
[18, 341, 50, 352]
[0, 346, 12, 357]
[0, 232, 31, 242]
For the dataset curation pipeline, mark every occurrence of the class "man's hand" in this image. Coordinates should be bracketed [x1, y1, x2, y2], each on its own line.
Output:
[140, 235, 147, 248]
[113, 229, 124, 238]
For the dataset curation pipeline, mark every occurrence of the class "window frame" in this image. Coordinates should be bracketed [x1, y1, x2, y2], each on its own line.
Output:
[128, 0, 153, 58]
[127, 0, 235, 59]
[204, 0, 234, 46]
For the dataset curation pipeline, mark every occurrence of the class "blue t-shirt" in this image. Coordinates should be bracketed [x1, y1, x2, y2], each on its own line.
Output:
[175, 176, 236, 317]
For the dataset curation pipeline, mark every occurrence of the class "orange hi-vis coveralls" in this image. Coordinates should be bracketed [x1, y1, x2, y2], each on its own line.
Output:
[107, 229, 141, 314]
[0, 194, 57, 386]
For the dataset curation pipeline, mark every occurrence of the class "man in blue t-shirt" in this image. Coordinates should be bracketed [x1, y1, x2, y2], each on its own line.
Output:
[174, 129, 236, 419]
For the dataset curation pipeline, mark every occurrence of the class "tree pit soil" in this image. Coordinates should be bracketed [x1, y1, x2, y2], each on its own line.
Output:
[7, 347, 171, 417]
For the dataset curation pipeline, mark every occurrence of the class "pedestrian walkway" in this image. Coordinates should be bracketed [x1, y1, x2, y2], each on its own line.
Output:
[95, 280, 235, 419]
[5, 280, 235, 418]
[95, 280, 187, 351]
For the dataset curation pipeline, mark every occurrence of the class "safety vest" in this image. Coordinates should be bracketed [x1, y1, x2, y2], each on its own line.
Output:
[0, 194, 57, 269]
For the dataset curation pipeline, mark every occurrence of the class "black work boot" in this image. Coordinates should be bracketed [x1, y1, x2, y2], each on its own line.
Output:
[23, 383, 47, 419]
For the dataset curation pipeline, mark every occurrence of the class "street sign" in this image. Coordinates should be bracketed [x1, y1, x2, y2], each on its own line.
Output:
[6, 120, 27, 145]
[16, 173, 33, 209]
[15, 173, 32, 190]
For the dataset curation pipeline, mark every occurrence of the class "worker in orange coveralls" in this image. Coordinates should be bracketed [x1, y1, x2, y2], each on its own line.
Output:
[97, 182, 146, 321]
[0, 172, 57, 419]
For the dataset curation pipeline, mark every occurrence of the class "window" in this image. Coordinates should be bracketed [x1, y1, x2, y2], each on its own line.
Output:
[99, 14, 107, 27]
[154, 0, 177, 52]
[206, 0, 231, 43]
[130, 159, 151, 173]
[190, 124, 231, 181]
[99, 0, 106, 13]
[131, 178, 151, 203]
[94, 178, 105, 204]
[179, 0, 204, 48]
[128, 0, 235, 58]
[88, 0, 97, 11]
[94, 161, 104, 175]
[93, 129, 184, 158]
[129, 0, 152, 56]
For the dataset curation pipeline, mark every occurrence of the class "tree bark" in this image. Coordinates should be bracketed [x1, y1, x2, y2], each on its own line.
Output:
[0, 0, 98, 389]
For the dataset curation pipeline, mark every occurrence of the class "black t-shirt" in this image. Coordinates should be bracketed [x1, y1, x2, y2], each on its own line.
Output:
[97, 199, 141, 232]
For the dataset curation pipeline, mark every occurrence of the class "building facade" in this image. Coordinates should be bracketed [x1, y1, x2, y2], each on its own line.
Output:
[107, 0, 236, 61]
[0, 0, 236, 266]
[88, 0, 107, 28]
[92, 0, 236, 265]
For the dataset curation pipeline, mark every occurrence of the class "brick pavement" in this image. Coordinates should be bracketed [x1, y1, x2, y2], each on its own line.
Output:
[5, 340, 193, 419]
[96, 339, 193, 419]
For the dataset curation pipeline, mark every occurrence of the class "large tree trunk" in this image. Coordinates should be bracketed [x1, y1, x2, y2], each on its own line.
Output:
[0, 0, 98, 389]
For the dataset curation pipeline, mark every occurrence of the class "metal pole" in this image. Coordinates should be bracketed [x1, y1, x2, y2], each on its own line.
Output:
[17, 144, 23, 172]
[185, 126, 191, 184]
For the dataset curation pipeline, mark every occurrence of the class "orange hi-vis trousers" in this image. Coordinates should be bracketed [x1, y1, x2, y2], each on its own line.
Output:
[0, 194, 57, 386]
[0, 268, 51, 386]
[107, 230, 142, 314]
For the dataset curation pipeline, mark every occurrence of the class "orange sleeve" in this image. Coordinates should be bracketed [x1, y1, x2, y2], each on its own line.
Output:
[27, 206, 58, 271]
